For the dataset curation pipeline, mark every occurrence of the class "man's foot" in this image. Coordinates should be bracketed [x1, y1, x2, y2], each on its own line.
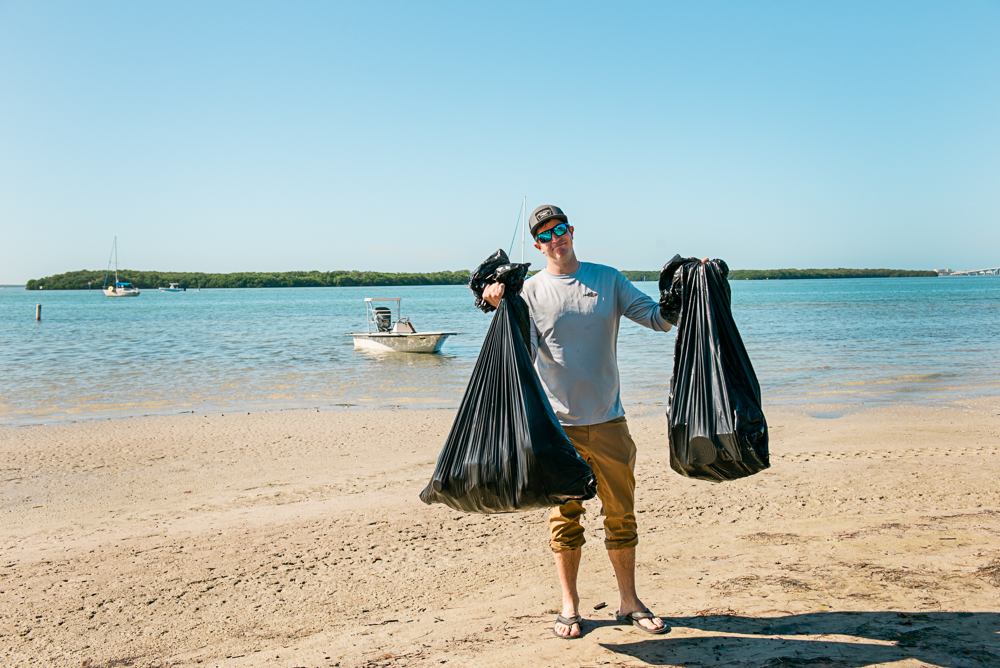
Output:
[553, 612, 583, 638]
[615, 608, 668, 634]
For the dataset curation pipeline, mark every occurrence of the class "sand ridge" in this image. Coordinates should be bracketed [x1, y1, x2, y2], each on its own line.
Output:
[2, 399, 999, 667]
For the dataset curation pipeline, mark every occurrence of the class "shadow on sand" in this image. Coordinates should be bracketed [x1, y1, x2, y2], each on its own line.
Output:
[600, 611, 1000, 667]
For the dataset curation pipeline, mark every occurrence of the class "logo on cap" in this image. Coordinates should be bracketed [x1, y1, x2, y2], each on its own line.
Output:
[534, 208, 552, 220]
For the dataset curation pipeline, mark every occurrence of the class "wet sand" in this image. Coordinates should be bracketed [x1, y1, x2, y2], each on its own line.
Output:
[2, 399, 999, 667]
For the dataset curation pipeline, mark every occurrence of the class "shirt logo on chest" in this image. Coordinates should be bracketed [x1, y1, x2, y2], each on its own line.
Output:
[584, 291, 597, 297]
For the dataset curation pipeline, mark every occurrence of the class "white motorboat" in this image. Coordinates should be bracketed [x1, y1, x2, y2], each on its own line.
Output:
[349, 298, 457, 353]
[102, 237, 140, 297]
[159, 283, 185, 292]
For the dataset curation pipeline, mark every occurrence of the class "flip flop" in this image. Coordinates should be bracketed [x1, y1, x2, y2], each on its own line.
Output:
[552, 614, 584, 639]
[615, 609, 669, 635]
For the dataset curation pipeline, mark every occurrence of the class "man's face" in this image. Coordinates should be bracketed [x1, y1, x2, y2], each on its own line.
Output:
[533, 219, 574, 260]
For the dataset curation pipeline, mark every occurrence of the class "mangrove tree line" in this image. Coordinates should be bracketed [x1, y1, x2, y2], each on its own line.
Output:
[25, 267, 937, 289]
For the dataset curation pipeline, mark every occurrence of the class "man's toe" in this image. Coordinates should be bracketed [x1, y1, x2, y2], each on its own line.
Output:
[640, 617, 663, 631]
[555, 621, 580, 637]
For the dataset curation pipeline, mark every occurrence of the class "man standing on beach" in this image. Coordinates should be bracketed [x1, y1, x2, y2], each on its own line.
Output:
[482, 205, 676, 639]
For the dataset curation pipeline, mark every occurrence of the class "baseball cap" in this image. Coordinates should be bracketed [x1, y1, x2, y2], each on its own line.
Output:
[529, 204, 568, 237]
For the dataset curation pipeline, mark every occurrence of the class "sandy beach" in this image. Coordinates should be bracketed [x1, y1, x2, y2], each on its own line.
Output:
[3, 399, 999, 668]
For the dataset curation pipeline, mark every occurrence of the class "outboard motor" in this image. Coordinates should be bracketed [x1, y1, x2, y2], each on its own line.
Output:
[374, 307, 392, 332]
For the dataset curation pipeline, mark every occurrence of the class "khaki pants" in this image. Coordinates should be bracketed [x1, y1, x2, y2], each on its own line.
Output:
[549, 416, 638, 552]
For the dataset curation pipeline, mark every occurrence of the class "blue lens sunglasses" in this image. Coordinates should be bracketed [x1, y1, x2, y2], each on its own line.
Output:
[535, 222, 569, 243]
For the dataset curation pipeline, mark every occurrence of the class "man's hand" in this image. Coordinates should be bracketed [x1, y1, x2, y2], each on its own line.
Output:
[702, 258, 709, 263]
[483, 283, 505, 308]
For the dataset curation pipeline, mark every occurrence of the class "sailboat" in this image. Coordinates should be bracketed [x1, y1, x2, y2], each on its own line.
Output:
[102, 237, 140, 297]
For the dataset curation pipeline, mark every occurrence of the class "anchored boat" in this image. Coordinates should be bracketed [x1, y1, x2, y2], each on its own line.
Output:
[102, 237, 140, 297]
[349, 298, 457, 354]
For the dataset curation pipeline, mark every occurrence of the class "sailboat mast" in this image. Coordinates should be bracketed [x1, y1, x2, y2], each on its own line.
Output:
[114, 237, 119, 285]
[521, 196, 526, 263]
[104, 239, 115, 288]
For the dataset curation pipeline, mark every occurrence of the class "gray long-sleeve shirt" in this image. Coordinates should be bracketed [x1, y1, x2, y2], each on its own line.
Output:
[522, 262, 672, 426]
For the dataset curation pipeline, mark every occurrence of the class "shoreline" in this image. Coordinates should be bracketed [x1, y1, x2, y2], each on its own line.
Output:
[3, 384, 999, 430]
[20, 270, 959, 291]
[6, 277, 999, 434]
[3, 399, 999, 667]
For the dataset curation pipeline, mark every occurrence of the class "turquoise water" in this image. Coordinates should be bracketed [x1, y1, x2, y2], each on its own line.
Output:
[1, 277, 998, 426]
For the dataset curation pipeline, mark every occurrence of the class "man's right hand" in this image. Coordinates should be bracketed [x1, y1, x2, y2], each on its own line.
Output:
[483, 283, 505, 308]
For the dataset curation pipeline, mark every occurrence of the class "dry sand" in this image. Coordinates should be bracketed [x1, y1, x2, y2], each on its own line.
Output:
[2, 398, 999, 668]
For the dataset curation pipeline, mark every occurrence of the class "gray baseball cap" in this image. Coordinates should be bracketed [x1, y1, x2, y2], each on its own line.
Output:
[529, 204, 568, 237]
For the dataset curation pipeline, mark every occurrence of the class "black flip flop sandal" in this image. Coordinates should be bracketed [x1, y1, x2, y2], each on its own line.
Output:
[553, 614, 584, 639]
[615, 609, 669, 635]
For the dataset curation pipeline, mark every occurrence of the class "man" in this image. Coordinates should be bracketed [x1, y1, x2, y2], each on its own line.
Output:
[483, 204, 679, 639]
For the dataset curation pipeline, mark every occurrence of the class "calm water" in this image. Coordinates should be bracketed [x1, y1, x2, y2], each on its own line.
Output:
[1, 277, 998, 426]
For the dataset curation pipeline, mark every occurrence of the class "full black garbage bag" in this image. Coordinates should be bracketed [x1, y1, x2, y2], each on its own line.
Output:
[468, 248, 532, 346]
[420, 250, 598, 513]
[659, 255, 769, 482]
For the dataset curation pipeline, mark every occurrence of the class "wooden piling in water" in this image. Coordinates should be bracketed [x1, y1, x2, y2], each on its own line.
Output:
[35, 304, 41, 321]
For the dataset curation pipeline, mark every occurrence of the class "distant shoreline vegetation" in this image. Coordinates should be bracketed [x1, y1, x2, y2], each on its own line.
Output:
[725, 268, 937, 280]
[619, 268, 937, 281]
[24, 267, 937, 289]
[24, 270, 472, 290]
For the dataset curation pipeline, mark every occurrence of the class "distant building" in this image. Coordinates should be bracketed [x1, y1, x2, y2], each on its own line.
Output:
[935, 268, 953, 275]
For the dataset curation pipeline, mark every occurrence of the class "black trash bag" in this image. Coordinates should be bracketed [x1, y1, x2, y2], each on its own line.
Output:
[469, 249, 531, 346]
[470, 249, 530, 312]
[658, 255, 731, 325]
[420, 251, 598, 513]
[658, 255, 699, 325]
[660, 255, 769, 482]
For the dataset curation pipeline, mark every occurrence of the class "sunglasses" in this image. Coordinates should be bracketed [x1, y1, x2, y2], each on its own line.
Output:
[535, 222, 569, 243]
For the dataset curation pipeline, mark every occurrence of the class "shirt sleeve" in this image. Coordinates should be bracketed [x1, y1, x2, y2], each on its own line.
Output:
[616, 271, 672, 332]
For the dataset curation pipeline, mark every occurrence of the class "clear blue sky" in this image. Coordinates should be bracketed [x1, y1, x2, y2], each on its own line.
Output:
[1, 1, 997, 283]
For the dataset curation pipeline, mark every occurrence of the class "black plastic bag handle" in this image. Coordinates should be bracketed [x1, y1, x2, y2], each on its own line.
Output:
[470, 249, 531, 314]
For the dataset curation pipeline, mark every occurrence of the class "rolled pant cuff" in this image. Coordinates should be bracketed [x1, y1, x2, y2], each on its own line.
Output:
[604, 536, 638, 551]
[549, 538, 586, 552]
